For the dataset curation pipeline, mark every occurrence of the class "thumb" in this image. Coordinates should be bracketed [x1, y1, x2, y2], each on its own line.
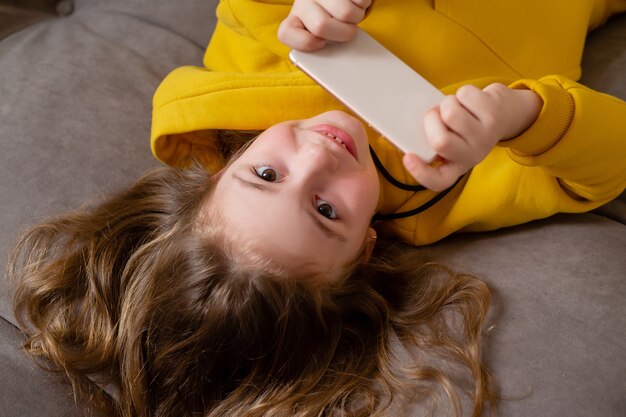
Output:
[403, 153, 459, 192]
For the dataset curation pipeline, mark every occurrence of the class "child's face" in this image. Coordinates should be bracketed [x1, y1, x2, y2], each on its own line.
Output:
[208, 110, 380, 280]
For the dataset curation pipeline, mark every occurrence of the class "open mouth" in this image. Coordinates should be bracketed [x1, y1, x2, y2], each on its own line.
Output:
[309, 124, 358, 161]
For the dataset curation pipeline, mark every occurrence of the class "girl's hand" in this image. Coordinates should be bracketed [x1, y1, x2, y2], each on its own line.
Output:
[403, 83, 543, 192]
[278, 0, 372, 51]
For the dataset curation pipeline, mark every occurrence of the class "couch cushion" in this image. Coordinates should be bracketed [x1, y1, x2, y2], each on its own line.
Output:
[581, 13, 626, 223]
[73, 0, 216, 49]
[424, 213, 626, 417]
[0, 3, 55, 41]
[0, 0, 218, 323]
[0, 2, 625, 417]
[0, 315, 106, 417]
[581, 13, 626, 100]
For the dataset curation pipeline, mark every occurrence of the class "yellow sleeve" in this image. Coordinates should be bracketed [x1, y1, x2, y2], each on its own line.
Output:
[502, 75, 626, 204]
[385, 75, 626, 246]
[206, 0, 292, 72]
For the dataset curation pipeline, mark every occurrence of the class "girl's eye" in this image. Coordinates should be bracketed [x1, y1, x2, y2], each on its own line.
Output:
[315, 197, 338, 220]
[254, 165, 279, 182]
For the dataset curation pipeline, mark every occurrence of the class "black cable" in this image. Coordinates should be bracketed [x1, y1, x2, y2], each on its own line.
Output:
[369, 145, 427, 192]
[372, 175, 463, 221]
[369, 145, 464, 221]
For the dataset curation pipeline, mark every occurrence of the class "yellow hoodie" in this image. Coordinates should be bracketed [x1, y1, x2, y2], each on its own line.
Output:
[151, 0, 626, 245]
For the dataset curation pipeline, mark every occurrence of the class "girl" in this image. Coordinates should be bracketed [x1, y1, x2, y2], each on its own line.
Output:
[11, 161, 495, 417]
[11, 0, 626, 416]
[151, 0, 626, 247]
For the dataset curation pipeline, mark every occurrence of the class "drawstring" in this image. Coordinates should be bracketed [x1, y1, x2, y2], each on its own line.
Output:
[370, 145, 427, 192]
[370, 145, 464, 221]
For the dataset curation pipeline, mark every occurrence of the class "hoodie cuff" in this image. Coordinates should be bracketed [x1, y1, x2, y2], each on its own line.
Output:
[498, 78, 575, 157]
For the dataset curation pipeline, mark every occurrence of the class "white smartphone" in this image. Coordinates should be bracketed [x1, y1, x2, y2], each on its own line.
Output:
[289, 28, 442, 162]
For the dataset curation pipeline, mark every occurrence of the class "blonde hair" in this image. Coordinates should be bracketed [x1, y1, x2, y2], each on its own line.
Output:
[9, 135, 496, 417]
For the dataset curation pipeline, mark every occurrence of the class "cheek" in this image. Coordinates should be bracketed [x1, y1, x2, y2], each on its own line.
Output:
[361, 168, 381, 208]
[361, 152, 381, 201]
[343, 173, 380, 217]
[252, 123, 294, 148]
[355, 187, 378, 216]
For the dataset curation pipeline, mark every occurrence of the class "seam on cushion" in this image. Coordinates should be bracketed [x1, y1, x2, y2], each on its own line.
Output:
[0, 314, 20, 332]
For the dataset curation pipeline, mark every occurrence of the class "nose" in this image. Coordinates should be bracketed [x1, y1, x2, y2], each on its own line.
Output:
[294, 136, 340, 185]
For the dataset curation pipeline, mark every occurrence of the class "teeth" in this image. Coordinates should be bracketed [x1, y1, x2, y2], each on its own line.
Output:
[325, 133, 346, 148]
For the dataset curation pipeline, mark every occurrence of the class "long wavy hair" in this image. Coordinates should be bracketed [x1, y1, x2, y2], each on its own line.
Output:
[9, 132, 497, 417]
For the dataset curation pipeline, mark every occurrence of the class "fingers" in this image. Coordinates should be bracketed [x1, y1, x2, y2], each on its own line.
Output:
[318, 0, 368, 24]
[278, 15, 326, 51]
[404, 83, 525, 191]
[298, 1, 359, 43]
[350, 0, 373, 9]
[482, 82, 511, 101]
[404, 107, 468, 191]
[279, 0, 372, 50]
[402, 153, 465, 192]
[455, 84, 494, 116]
[431, 84, 512, 163]
[439, 93, 478, 134]
[404, 86, 500, 191]
[424, 105, 481, 168]
[455, 84, 505, 137]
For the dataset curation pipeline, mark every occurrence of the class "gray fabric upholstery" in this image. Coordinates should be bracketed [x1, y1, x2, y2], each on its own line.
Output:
[581, 14, 626, 99]
[425, 214, 626, 416]
[0, 0, 217, 323]
[0, 1, 624, 416]
[0, 315, 105, 417]
[582, 14, 626, 223]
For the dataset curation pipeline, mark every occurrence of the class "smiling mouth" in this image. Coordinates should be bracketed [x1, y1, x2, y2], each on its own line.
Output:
[309, 124, 358, 161]
[323, 132, 348, 149]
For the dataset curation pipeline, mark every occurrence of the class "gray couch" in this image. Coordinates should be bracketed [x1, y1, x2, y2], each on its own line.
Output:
[1, 1, 625, 416]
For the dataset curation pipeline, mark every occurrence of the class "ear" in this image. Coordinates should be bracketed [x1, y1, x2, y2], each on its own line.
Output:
[359, 227, 377, 264]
